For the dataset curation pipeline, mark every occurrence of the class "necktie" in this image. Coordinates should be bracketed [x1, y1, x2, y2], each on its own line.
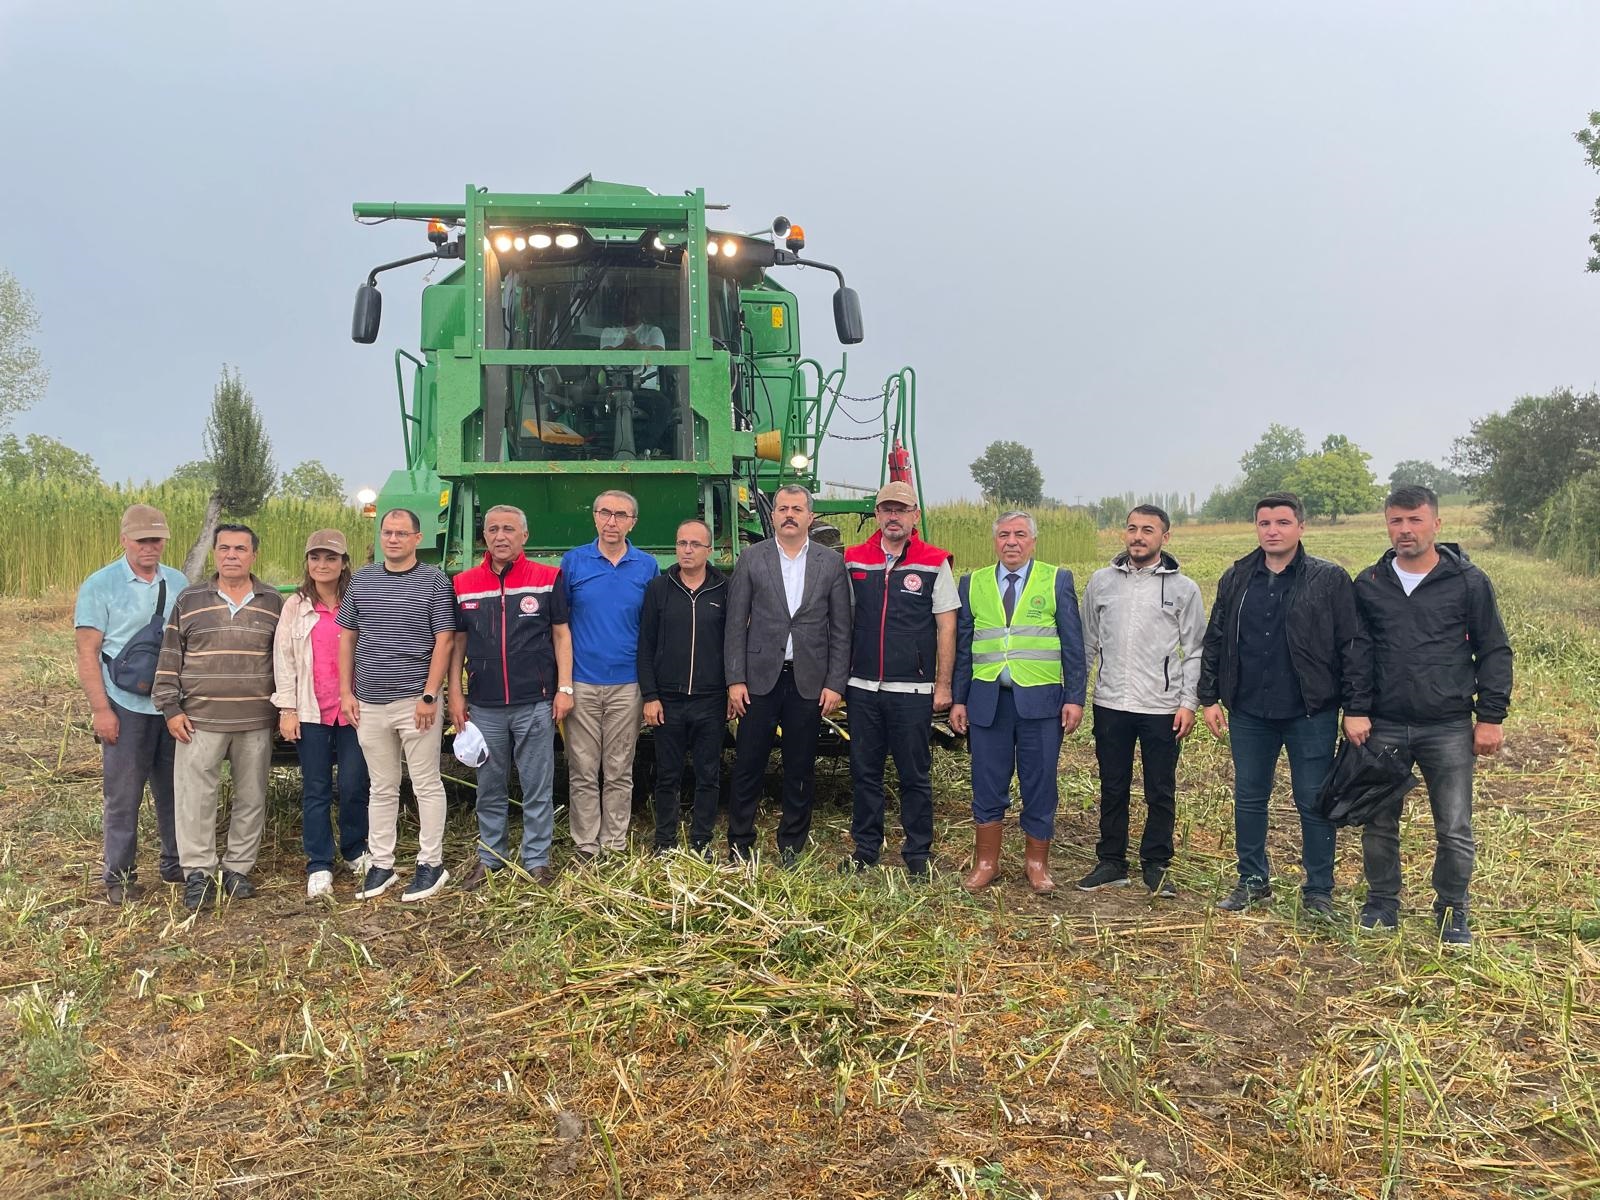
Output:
[1003, 572, 1019, 623]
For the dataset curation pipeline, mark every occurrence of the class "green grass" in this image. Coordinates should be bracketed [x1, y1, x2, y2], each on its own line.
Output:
[0, 481, 370, 595]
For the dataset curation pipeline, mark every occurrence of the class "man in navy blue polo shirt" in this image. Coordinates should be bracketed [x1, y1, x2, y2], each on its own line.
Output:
[560, 490, 659, 857]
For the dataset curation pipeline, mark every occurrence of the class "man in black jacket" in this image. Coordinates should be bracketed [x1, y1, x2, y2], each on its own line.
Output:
[638, 518, 729, 855]
[1199, 492, 1371, 917]
[1353, 485, 1513, 946]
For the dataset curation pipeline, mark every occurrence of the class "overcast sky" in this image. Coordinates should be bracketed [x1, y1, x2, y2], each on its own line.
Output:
[3, 0, 1597, 506]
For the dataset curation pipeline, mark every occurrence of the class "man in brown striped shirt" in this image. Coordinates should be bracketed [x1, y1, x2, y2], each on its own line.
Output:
[152, 524, 283, 912]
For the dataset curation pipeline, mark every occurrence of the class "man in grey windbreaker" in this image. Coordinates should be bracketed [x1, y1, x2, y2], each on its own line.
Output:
[1078, 505, 1206, 896]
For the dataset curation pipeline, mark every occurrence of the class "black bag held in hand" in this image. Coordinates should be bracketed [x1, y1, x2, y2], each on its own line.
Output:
[1317, 737, 1419, 828]
[102, 579, 167, 697]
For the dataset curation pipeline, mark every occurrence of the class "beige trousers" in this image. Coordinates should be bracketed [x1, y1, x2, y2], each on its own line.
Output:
[355, 697, 447, 869]
[174, 727, 273, 875]
[565, 682, 642, 853]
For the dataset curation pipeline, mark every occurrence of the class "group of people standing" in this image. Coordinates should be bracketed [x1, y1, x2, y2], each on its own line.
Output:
[74, 481, 1511, 944]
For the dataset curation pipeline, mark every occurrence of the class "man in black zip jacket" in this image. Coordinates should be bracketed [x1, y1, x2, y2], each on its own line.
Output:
[1352, 485, 1512, 946]
[638, 518, 729, 855]
[1198, 492, 1372, 917]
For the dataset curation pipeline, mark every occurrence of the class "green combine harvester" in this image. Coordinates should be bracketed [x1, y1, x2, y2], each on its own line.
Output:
[350, 176, 925, 565]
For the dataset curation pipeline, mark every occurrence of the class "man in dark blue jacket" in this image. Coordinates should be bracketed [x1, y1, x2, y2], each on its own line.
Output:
[1353, 485, 1513, 946]
[450, 504, 573, 888]
[1198, 492, 1371, 919]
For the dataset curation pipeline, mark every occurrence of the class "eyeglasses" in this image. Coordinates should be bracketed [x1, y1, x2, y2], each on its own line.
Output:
[876, 504, 915, 515]
[380, 529, 419, 539]
[675, 539, 709, 550]
[594, 508, 636, 523]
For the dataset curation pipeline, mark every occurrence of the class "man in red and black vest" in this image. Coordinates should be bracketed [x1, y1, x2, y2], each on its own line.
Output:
[841, 482, 959, 877]
[449, 504, 574, 889]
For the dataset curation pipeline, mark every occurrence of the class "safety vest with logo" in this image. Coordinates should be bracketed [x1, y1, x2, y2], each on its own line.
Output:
[969, 563, 1063, 689]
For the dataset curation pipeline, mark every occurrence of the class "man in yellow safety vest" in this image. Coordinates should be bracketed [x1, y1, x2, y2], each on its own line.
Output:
[950, 510, 1087, 893]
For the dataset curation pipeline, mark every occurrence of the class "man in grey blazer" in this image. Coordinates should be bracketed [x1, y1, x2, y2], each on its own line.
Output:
[725, 485, 852, 864]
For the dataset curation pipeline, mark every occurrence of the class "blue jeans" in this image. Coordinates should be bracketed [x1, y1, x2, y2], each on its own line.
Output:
[294, 721, 370, 875]
[1229, 707, 1339, 897]
[472, 701, 556, 870]
[1361, 718, 1475, 914]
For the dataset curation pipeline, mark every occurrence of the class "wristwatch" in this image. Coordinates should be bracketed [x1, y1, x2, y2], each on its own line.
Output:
[422, 692, 438, 705]
[558, 685, 575, 696]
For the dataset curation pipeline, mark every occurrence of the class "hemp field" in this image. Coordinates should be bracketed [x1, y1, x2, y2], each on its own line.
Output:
[1, 511, 1597, 1198]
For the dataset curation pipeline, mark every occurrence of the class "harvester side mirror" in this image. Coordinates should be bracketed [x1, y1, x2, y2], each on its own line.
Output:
[352, 284, 382, 344]
[833, 287, 864, 345]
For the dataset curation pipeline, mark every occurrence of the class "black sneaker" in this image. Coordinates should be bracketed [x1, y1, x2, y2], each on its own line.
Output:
[402, 863, 450, 902]
[1302, 893, 1337, 921]
[1078, 861, 1130, 891]
[837, 856, 873, 875]
[1217, 879, 1271, 912]
[1436, 905, 1472, 948]
[159, 863, 185, 885]
[1359, 903, 1399, 934]
[356, 866, 397, 900]
[1142, 865, 1177, 898]
[221, 870, 254, 899]
[779, 846, 803, 871]
[905, 860, 931, 881]
[183, 871, 217, 912]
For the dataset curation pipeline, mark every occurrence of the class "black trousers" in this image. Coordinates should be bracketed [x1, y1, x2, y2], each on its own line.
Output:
[727, 664, 823, 854]
[848, 686, 934, 868]
[651, 692, 726, 850]
[1092, 704, 1179, 870]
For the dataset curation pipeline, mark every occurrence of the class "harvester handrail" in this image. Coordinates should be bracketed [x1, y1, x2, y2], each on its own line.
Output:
[394, 349, 425, 465]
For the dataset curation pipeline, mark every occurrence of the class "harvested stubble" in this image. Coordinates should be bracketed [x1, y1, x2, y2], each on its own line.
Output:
[1, 510, 1598, 1198]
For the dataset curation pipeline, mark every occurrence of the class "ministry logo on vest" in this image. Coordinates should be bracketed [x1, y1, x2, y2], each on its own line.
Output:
[903, 574, 923, 592]
[520, 595, 540, 615]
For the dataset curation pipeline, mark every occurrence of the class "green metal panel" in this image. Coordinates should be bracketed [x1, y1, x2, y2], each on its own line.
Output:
[420, 284, 465, 352]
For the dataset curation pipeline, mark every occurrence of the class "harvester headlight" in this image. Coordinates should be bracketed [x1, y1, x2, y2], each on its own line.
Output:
[493, 234, 513, 253]
[356, 487, 378, 505]
[706, 240, 719, 256]
[652, 236, 665, 251]
[529, 233, 553, 250]
[721, 239, 737, 258]
[789, 453, 810, 470]
[513, 236, 527, 251]
[555, 232, 580, 249]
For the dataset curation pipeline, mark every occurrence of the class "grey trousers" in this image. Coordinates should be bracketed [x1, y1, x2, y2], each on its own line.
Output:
[174, 727, 274, 875]
[101, 701, 179, 885]
[565, 682, 642, 853]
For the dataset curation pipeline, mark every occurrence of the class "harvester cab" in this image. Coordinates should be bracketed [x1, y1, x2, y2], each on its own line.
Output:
[350, 178, 923, 569]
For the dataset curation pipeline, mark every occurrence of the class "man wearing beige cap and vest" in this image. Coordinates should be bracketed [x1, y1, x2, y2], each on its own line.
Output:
[74, 504, 191, 904]
[153, 523, 284, 912]
[841, 481, 958, 877]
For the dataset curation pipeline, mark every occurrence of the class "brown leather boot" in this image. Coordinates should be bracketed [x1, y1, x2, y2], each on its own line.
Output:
[1024, 836, 1056, 894]
[962, 822, 1004, 892]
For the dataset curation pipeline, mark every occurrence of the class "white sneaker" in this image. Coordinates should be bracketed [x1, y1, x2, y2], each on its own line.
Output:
[346, 852, 371, 877]
[307, 870, 334, 898]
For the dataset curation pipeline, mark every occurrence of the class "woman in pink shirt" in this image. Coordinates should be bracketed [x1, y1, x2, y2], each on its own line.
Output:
[271, 529, 370, 898]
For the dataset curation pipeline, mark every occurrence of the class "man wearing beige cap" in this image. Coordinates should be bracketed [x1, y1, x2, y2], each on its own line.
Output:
[153, 524, 284, 912]
[74, 504, 191, 904]
[841, 482, 958, 877]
